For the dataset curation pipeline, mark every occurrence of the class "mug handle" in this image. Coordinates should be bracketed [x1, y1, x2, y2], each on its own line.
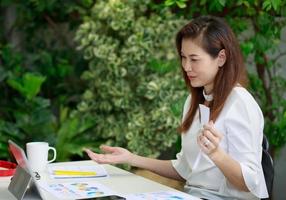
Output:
[48, 147, 57, 163]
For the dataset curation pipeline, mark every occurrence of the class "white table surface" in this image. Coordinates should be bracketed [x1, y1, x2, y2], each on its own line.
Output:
[0, 160, 200, 200]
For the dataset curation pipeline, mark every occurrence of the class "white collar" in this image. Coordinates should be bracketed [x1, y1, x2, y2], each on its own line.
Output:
[203, 90, 213, 101]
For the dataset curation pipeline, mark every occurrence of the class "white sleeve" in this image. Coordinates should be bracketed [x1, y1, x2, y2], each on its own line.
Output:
[171, 149, 190, 180]
[224, 99, 268, 198]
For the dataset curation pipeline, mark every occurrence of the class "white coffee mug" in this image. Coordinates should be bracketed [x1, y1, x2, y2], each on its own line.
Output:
[26, 142, 57, 172]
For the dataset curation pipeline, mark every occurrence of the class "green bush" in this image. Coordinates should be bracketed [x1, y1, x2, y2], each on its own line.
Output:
[75, 0, 187, 157]
[0, 1, 90, 160]
[0, 44, 96, 160]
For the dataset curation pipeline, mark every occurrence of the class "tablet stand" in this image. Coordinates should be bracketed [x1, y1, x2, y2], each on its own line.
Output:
[8, 165, 42, 200]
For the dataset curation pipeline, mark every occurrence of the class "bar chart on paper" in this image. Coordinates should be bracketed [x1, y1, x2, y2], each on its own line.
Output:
[39, 181, 117, 199]
[47, 165, 108, 179]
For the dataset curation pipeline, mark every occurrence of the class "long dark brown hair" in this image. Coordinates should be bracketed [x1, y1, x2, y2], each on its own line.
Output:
[177, 16, 247, 133]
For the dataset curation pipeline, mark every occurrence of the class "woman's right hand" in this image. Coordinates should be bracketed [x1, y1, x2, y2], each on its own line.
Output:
[84, 145, 134, 165]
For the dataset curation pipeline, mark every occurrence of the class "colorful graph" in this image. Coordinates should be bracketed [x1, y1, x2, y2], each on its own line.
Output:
[70, 182, 105, 197]
[129, 191, 196, 200]
[41, 181, 114, 199]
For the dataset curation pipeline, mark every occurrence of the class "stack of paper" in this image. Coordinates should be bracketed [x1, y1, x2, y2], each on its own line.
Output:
[47, 165, 108, 179]
[39, 181, 119, 199]
[125, 191, 201, 200]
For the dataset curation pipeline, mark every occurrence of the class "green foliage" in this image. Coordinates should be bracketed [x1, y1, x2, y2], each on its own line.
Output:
[165, 0, 188, 8]
[263, 0, 283, 11]
[7, 73, 46, 100]
[0, 120, 24, 158]
[0, 72, 55, 160]
[75, 0, 187, 157]
[0, 44, 94, 160]
[55, 108, 97, 161]
[0, 1, 89, 160]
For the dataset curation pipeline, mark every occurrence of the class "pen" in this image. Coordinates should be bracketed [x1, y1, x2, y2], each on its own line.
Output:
[53, 170, 97, 176]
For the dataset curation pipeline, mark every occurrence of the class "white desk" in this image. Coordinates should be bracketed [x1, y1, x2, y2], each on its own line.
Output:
[0, 160, 200, 200]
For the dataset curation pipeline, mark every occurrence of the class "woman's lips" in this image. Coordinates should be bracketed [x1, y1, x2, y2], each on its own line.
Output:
[188, 75, 196, 80]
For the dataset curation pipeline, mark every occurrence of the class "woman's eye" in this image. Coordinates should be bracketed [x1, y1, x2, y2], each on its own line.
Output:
[191, 59, 197, 62]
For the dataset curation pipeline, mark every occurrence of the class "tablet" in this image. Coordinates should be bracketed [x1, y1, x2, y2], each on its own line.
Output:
[8, 140, 45, 200]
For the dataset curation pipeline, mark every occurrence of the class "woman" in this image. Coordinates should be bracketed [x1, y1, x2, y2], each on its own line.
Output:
[84, 16, 268, 200]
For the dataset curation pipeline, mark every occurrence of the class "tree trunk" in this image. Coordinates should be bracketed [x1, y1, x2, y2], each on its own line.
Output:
[3, 5, 22, 50]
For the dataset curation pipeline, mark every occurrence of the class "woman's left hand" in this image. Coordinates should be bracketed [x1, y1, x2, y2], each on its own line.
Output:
[197, 120, 223, 157]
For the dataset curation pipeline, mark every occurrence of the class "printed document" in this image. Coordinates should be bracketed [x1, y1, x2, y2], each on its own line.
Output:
[47, 165, 108, 179]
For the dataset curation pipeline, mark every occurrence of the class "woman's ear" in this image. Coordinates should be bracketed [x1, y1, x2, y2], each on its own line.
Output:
[218, 49, 226, 67]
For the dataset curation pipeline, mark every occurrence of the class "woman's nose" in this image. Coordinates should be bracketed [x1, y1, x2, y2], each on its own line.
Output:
[184, 60, 192, 71]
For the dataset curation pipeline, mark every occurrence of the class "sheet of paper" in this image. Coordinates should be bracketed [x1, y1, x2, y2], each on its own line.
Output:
[192, 104, 210, 170]
[125, 191, 201, 200]
[199, 104, 210, 125]
[47, 165, 108, 179]
[39, 181, 118, 199]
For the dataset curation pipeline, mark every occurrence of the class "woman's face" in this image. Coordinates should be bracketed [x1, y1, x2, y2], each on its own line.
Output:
[181, 38, 224, 94]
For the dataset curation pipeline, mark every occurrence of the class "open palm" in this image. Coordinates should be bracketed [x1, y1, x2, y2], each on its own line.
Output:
[84, 145, 133, 165]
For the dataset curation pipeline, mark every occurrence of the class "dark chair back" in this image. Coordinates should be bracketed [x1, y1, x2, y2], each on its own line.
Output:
[261, 135, 274, 200]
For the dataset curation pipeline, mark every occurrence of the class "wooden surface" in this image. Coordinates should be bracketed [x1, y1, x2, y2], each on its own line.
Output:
[134, 169, 185, 191]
